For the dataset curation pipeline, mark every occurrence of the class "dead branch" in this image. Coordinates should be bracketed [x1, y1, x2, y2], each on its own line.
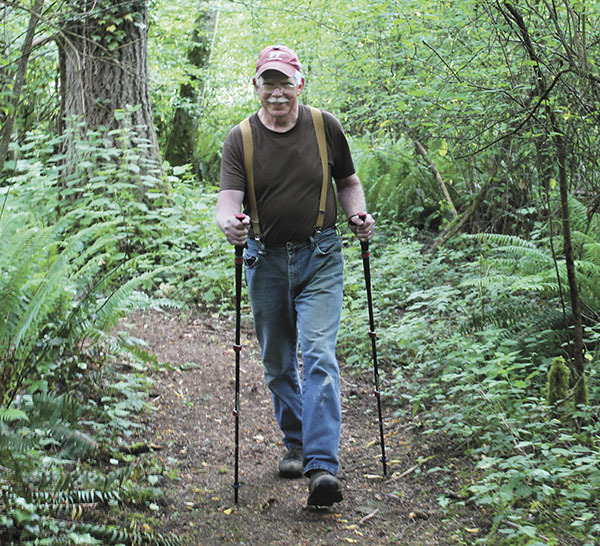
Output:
[358, 508, 380, 526]
[414, 139, 458, 217]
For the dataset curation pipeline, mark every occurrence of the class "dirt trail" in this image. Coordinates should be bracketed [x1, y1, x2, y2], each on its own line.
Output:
[122, 310, 483, 545]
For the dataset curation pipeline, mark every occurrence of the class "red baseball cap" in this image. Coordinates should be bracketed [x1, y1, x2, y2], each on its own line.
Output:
[255, 45, 302, 79]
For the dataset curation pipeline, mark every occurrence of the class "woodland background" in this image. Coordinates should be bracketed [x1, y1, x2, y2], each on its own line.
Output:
[1, 0, 599, 544]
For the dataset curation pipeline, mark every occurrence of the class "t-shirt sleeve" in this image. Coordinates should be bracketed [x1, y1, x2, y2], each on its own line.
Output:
[322, 110, 356, 181]
[219, 125, 247, 192]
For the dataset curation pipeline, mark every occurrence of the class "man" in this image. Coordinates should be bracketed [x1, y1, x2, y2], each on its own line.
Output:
[216, 44, 375, 507]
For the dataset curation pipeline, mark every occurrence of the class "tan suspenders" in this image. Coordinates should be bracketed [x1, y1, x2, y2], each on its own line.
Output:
[239, 117, 260, 238]
[239, 106, 329, 241]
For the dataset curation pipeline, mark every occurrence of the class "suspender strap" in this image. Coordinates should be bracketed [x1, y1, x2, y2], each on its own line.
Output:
[239, 107, 329, 240]
[309, 106, 329, 233]
[239, 117, 261, 240]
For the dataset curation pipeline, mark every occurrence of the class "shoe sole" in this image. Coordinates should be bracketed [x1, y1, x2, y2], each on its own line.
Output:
[278, 468, 303, 479]
[307, 477, 343, 506]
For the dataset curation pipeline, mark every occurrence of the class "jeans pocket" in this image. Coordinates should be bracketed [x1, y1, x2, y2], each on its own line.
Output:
[244, 245, 260, 268]
[315, 234, 342, 256]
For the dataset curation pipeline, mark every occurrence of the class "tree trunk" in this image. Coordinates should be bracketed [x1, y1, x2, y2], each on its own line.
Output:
[57, 0, 160, 181]
[164, 8, 217, 172]
[502, 2, 586, 403]
[555, 130, 586, 404]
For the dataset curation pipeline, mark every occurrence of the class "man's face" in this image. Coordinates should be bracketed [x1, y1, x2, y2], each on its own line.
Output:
[254, 70, 304, 120]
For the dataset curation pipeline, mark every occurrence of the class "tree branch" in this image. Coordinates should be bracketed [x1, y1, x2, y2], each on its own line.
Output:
[414, 139, 458, 217]
[454, 69, 567, 160]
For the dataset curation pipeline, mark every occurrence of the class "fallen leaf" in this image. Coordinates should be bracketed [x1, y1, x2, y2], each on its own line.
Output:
[223, 508, 233, 515]
[409, 510, 430, 520]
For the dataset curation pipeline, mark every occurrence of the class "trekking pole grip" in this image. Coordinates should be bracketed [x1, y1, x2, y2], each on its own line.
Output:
[357, 212, 370, 256]
[234, 213, 246, 256]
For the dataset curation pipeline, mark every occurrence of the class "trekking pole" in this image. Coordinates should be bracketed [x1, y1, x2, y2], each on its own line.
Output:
[232, 214, 246, 503]
[358, 213, 388, 476]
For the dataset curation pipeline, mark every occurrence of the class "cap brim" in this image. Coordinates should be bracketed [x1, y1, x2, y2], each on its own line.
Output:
[255, 61, 296, 79]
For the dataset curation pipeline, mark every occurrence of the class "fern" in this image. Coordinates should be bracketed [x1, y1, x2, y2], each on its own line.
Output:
[91, 267, 168, 334]
[0, 408, 29, 423]
[0, 387, 182, 546]
[0, 216, 54, 351]
[1, 491, 186, 545]
[351, 135, 422, 223]
[1, 121, 197, 545]
[466, 229, 600, 314]
[0, 214, 116, 403]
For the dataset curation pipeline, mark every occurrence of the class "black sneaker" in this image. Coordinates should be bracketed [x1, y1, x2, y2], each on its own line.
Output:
[306, 470, 343, 506]
[278, 447, 303, 479]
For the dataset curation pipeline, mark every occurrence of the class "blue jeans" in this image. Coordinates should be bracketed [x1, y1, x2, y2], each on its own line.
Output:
[244, 228, 344, 476]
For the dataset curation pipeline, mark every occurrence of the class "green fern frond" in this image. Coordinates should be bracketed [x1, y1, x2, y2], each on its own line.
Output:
[10, 242, 70, 352]
[28, 392, 81, 424]
[28, 488, 121, 506]
[468, 232, 538, 249]
[0, 408, 29, 423]
[466, 228, 600, 315]
[90, 267, 169, 335]
[2, 494, 186, 545]
[48, 423, 99, 458]
[0, 425, 34, 457]
[0, 217, 54, 351]
[461, 271, 558, 295]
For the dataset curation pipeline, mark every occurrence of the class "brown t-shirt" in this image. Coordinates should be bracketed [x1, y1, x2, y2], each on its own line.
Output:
[219, 104, 356, 244]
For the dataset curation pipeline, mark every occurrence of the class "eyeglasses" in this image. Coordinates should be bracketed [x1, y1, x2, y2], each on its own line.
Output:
[258, 81, 298, 92]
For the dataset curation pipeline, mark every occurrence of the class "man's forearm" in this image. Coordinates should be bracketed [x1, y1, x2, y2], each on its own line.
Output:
[336, 173, 367, 218]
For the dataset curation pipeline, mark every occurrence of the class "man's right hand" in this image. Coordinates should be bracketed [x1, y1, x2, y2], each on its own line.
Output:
[216, 190, 248, 246]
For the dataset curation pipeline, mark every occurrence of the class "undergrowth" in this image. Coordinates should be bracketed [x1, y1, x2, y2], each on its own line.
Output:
[339, 230, 599, 545]
[0, 126, 193, 544]
[3, 121, 599, 544]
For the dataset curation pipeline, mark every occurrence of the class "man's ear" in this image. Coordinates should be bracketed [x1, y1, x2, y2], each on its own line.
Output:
[252, 77, 259, 90]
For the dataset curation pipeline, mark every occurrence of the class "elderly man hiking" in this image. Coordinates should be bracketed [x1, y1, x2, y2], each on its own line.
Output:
[216, 44, 375, 507]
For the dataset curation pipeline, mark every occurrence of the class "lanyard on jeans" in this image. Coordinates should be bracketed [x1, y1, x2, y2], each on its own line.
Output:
[239, 106, 329, 242]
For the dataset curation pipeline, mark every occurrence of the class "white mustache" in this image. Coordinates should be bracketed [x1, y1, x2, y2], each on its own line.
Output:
[267, 97, 289, 104]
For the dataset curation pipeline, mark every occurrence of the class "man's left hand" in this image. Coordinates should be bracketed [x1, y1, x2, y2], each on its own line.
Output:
[348, 212, 375, 242]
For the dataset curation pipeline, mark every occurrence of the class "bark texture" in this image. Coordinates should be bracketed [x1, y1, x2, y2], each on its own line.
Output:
[58, 0, 160, 173]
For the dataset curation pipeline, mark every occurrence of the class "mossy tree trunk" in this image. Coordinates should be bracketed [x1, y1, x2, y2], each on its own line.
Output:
[57, 0, 161, 182]
[163, 8, 216, 172]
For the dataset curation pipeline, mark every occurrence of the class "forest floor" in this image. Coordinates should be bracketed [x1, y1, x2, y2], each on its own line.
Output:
[121, 310, 488, 545]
